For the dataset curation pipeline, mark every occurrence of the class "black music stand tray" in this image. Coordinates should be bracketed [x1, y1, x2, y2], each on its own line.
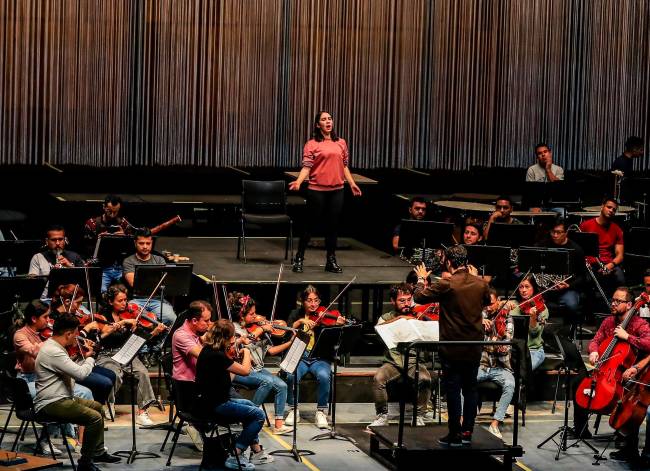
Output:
[0, 240, 43, 276]
[113, 334, 160, 464]
[537, 334, 598, 460]
[487, 223, 536, 247]
[0, 276, 48, 313]
[310, 324, 362, 443]
[47, 267, 102, 301]
[518, 247, 572, 277]
[399, 220, 455, 251]
[463, 244, 512, 278]
[92, 235, 135, 266]
[569, 232, 599, 259]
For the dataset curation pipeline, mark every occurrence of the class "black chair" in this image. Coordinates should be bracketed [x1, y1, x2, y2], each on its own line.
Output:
[237, 180, 293, 263]
[164, 379, 242, 470]
[4, 374, 76, 469]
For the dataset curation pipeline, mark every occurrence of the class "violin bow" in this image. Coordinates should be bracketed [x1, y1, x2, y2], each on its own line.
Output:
[83, 266, 95, 322]
[322, 275, 357, 314]
[270, 264, 283, 323]
[67, 284, 79, 314]
[211, 275, 223, 320]
[222, 284, 233, 322]
[495, 269, 532, 314]
[134, 272, 168, 324]
[515, 275, 573, 309]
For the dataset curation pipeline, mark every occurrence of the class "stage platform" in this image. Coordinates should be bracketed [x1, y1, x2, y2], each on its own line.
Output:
[155, 236, 410, 284]
[369, 424, 523, 470]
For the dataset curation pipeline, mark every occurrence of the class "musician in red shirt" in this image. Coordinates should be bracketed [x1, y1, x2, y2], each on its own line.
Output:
[579, 197, 625, 294]
[289, 111, 362, 274]
[573, 287, 650, 463]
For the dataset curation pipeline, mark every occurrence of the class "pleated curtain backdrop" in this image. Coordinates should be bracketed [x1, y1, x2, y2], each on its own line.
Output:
[0, 0, 648, 170]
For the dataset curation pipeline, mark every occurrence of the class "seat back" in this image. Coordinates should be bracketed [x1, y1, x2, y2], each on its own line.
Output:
[172, 378, 197, 414]
[241, 180, 287, 215]
[7, 375, 35, 418]
[160, 352, 174, 399]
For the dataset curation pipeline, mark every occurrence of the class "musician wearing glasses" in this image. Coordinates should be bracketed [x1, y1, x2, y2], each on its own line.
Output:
[29, 225, 85, 299]
[483, 196, 523, 241]
[572, 287, 650, 457]
[525, 143, 564, 183]
[579, 197, 625, 293]
[536, 219, 585, 327]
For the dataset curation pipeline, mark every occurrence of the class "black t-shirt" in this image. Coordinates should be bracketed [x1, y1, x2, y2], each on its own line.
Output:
[612, 154, 634, 175]
[195, 347, 234, 409]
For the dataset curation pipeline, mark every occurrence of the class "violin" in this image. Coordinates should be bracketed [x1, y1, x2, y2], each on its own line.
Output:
[67, 336, 99, 360]
[576, 292, 650, 414]
[308, 306, 350, 327]
[518, 293, 546, 317]
[245, 314, 297, 338]
[39, 319, 54, 341]
[119, 303, 168, 332]
[412, 303, 440, 322]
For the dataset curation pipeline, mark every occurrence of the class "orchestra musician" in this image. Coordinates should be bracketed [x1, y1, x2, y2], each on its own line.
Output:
[572, 287, 650, 461]
[171, 299, 213, 452]
[525, 143, 564, 182]
[640, 269, 650, 319]
[579, 197, 625, 294]
[289, 110, 362, 274]
[612, 136, 644, 176]
[94, 283, 165, 426]
[122, 228, 177, 326]
[28, 225, 85, 299]
[368, 283, 431, 428]
[392, 196, 427, 253]
[483, 196, 523, 241]
[463, 219, 484, 245]
[229, 293, 295, 435]
[285, 285, 347, 429]
[414, 245, 491, 447]
[34, 312, 121, 470]
[477, 288, 515, 439]
[83, 195, 133, 292]
[13, 300, 94, 455]
[195, 319, 272, 470]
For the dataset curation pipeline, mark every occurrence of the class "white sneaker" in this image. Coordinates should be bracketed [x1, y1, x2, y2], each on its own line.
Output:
[315, 410, 329, 429]
[415, 416, 425, 427]
[183, 424, 203, 452]
[135, 410, 154, 426]
[285, 408, 300, 426]
[37, 439, 62, 456]
[225, 453, 255, 470]
[272, 425, 293, 435]
[488, 423, 503, 439]
[367, 413, 389, 428]
[250, 447, 274, 464]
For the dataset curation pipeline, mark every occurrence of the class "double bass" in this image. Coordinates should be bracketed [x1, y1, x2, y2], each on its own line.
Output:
[576, 293, 650, 414]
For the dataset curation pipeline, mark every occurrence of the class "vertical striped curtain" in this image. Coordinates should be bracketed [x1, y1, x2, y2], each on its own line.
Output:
[1, 0, 648, 170]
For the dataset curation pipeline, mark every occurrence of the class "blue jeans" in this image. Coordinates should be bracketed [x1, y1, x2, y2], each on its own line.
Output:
[77, 366, 116, 405]
[285, 353, 331, 410]
[530, 347, 545, 371]
[101, 264, 123, 293]
[214, 398, 264, 451]
[131, 298, 176, 326]
[233, 369, 288, 418]
[476, 367, 515, 421]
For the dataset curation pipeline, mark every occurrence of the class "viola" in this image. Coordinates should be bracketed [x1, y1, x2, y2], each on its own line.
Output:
[245, 314, 297, 338]
[119, 303, 168, 332]
[576, 292, 650, 414]
[308, 306, 350, 327]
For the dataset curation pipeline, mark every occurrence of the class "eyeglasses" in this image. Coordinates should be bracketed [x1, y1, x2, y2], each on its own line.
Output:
[611, 299, 628, 305]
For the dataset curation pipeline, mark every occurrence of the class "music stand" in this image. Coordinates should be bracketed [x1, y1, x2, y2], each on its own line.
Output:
[0, 276, 48, 312]
[112, 334, 160, 464]
[92, 235, 135, 266]
[0, 240, 43, 276]
[310, 324, 362, 443]
[47, 267, 102, 299]
[487, 223, 536, 247]
[568, 232, 599, 258]
[398, 220, 454, 251]
[518, 247, 572, 276]
[464, 244, 512, 278]
[537, 334, 598, 460]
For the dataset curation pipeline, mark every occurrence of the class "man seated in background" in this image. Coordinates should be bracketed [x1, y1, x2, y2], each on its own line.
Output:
[392, 196, 427, 253]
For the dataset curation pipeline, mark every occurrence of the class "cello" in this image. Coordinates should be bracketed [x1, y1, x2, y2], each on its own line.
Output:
[609, 353, 650, 435]
[576, 292, 650, 414]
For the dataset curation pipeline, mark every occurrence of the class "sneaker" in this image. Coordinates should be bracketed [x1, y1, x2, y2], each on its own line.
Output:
[250, 446, 274, 465]
[37, 439, 62, 456]
[315, 410, 329, 429]
[367, 413, 389, 428]
[488, 423, 503, 439]
[415, 416, 425, 427]
[183, 424, 204, 452]
[225, 453, 255, 471]
[92, 452, 122, 464]
[461, 431, 472, 445]
[438, 432, 462, 447]
[285, 408, 300, 426]
[610, 449, 640, 463]
[135, 410, 154, 426]
[272, 425, 293, 435]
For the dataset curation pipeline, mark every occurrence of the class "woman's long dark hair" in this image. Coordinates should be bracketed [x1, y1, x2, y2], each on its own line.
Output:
[516, 275, 540, 301]
[311, 110, 339, 142]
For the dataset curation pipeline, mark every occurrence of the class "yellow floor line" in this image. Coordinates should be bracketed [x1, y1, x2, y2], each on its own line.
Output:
[262, 426, 321, 471]
[515, 460, 534, 471]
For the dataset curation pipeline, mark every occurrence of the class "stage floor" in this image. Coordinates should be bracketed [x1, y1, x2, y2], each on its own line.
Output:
[156, 236, 411, 284]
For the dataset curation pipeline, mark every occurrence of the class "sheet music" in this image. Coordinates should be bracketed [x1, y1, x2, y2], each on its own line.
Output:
[375, 318, 439, 350]
[111, 334, 147, 366]
[280, 336, 308, 374]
